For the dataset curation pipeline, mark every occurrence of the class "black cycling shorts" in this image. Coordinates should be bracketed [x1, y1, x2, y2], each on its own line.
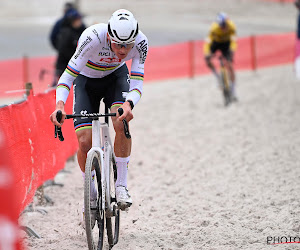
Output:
[210, 41, 233, 62]
[73, 64, 130, 131]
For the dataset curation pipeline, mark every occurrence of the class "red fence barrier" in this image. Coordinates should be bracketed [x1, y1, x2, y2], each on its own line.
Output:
[0, 90, 77, 214]
[0, 129, 22, 249]
[0, 32, 295, 97]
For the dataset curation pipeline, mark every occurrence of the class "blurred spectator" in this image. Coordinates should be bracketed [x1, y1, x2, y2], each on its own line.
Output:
[49, 2, 76, 50]
[295, 0, 300, 38]
[54, 9, 86, 85]
[50, 5, 86, 87]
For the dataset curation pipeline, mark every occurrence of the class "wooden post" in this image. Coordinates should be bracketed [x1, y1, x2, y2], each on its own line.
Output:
[250, 35, 257, 71]
[189, 41, 195, 78]
[25, 82, 33, 97]
[23, 55, 29, 84]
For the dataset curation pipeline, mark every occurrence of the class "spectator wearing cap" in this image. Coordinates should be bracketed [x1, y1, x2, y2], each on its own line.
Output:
[49, 2, 76, 50]
[53, 8, 86, 86]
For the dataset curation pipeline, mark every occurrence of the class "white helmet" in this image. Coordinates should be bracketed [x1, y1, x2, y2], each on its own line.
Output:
[108, 9, 139, 44]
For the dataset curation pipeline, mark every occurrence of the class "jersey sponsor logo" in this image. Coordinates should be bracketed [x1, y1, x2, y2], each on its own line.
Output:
[126, 73, 130, 85]
[81, 47, 91, 58]
[136, 39, 148, 64]
[92, 29, 101, 44]
[99, 52, 110, 57]
[80, 110, 88, 119]
[74, 36, 92, 59]
[99, 58, 122, 63]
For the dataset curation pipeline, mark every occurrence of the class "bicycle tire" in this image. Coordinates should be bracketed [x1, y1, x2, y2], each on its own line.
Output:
[84, 151, 104, 250]
[106, 151, 120, 249]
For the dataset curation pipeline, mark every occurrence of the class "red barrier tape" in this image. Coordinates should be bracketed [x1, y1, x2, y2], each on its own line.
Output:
[0, 32, 295, 97]
[0, 90, 77, 214]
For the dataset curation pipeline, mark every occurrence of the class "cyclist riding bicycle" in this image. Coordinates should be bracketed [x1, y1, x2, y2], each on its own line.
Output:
[203, 12, 238, 100]
[50, 9, 148, 214]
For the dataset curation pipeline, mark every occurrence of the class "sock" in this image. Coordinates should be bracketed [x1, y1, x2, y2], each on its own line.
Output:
[115, 156, 130, 188]
[82, 170, 98, 200]
[231, 82, 236, 96]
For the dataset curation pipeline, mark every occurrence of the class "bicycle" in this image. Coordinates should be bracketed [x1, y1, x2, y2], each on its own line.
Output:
[218, 55, 232, 106]
[54, 107, 131, 250]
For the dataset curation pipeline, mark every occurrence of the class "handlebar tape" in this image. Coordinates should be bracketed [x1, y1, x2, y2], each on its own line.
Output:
[118, 108, 131, 139]
[54, 110, 64, 141]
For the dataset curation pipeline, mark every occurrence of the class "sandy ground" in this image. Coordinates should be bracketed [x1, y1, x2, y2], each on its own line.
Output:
[20, 64, 300, 250]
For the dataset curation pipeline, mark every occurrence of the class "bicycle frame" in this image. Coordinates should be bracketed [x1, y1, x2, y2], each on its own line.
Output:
[87, 119, 116, 216]
[54, 109, 127, 249]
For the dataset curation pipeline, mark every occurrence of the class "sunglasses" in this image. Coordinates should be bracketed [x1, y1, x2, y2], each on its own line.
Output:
[110, 40, 135, 49]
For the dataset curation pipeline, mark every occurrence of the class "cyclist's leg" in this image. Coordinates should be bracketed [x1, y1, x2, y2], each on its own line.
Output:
[223, 48, 237, 99]
[73, 75, 96, 172]
[220, 42, 237, 98]
[73, 75, 104, 227]
[104, 64, 132, 207]
[205, 41, 219, 78]
[223, 49, 235, 84]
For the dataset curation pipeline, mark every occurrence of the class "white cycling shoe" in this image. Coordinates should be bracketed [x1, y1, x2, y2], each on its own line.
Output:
[82, 199, 97, 229]
[116, 186, 132, 210]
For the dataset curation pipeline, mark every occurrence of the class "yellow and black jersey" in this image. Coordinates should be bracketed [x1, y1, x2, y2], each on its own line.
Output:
[203, 20, 237, 56]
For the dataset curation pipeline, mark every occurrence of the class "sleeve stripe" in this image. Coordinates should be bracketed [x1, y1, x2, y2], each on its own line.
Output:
[130, 88, 142, 97]
[131, 71, 144, 76]
[57, 83, 70, 91]
[131, 71, 144, 81]
[67, 64, 80, 74]
[66, 65, 80, 77]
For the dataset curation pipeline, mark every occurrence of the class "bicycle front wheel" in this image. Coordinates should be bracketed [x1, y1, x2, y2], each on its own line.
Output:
[220, 67, 231, 106]
[84, 151, 104, 250]
[106, 152, 120, 249]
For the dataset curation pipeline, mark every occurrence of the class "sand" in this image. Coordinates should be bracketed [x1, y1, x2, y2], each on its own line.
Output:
[20, 63, 300, 250]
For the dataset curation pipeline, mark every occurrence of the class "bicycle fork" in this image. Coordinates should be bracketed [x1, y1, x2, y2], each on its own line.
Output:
[101, 124, 115, 218]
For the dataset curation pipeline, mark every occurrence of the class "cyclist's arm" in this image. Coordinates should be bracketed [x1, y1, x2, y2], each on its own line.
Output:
[203, 24, 215, 57]
[125, 37, 149, 106]
[203, 37, 212, 57]
[56, 30, 95, 105]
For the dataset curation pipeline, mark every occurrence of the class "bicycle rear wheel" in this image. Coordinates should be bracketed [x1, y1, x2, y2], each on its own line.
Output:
[84, 151, 104, 250]
[106, 152, 120, 249]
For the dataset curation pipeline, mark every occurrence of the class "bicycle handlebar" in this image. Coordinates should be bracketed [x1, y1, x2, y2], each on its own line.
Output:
[65, 113, 116, 119]
[54, 111, 64, 141]
[54, 109, 131, 141]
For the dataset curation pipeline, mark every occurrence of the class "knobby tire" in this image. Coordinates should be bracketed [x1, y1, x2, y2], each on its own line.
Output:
[84, 151, 104, 250]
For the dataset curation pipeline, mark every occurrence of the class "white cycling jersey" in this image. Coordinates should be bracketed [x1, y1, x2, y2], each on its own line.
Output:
[56, 23, 148, 106]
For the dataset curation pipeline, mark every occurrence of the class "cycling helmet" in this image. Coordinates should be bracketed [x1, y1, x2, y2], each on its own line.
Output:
[217, 12, 228, 28]
[108, 9, 139, 44]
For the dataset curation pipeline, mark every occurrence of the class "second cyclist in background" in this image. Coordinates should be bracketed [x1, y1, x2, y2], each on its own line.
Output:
[203, 12, 238, 101]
